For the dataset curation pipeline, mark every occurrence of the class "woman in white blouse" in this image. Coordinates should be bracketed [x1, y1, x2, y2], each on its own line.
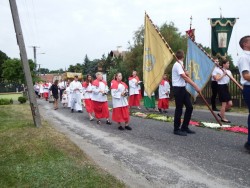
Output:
[213, 59, 236, 123]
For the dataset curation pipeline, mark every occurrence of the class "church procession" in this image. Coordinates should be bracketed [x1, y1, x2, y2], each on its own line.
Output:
[3, 0, 250, 186]
[34, 13, 250, 152]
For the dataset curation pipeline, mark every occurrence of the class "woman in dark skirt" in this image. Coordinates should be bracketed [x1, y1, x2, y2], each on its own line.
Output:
[50, 80, 59, 110]
[212, 59, 237, 123]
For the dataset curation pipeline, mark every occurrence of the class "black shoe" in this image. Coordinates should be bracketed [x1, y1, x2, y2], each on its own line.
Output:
[118, 126, 124, 130]
[244, 142, 250, 151]
[125, 125, 132, 130]
[158, 108, 162, 113]
[221, 119, 231, 123]
[97, 120, 101, 125]
[71, 109, 74, 113]
[212, 108, 219, 111]
[173, 130, 187, 136]
[78, 110, 83, 113]
[182, 128, 196, 134]
[163, 110, 168, 113]
[106, 120, 112, 125]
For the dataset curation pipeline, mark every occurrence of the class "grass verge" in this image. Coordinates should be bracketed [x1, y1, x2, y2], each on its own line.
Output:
[0, 93, 22, 101]
[0, 104, 125, 188]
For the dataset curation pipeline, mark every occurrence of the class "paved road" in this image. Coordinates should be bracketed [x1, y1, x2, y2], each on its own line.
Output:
[39, 99, 250, 188]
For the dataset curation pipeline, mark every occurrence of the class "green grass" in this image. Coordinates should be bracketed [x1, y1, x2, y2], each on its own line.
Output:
[0, 104, 125, 188]
[0, 93, 22, 101]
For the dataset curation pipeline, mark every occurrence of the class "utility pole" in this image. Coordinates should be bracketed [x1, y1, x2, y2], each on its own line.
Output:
[37, 63, 41, 75]
[9, 0, 41, 127]
[30, 46, 40, 65]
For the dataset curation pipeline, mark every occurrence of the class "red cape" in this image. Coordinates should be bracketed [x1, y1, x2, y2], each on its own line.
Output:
[160, 79, 169, 86]
[128, 76, 140, 82]
[82, 81, 91, 88]
[92, 79, 107, 87]
[111, 80, 128, 89]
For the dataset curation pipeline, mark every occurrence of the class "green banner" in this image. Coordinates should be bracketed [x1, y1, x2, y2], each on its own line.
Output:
[210, 18, 236, 57]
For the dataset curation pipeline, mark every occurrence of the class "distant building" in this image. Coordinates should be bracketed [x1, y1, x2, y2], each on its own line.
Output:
[39, 74, 62, 83]
[110, 50, 127, 59]
[39, 74, 54, 83]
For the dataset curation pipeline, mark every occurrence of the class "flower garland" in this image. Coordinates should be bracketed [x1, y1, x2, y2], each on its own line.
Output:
[201, 122, 231, 128]
[130, 111, 248, 135]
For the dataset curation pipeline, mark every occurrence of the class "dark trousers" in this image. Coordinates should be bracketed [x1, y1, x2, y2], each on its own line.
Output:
[210, 81, 218, 109]
[242, 86, 250, 143]
[173, 87, 193, 131]
[59, 89, 65, 101]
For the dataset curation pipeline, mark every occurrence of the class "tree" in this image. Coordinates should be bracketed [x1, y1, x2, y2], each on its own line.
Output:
[49, 69, 64, 74]
[39, 68, 50, 74]
[83, 55, 99, 76]
[0, 50, 9, 81]
[67, 63, 84, 73]
[2, 58, 36, 83]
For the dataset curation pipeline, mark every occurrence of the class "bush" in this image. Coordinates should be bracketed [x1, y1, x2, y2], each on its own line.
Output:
[18, 96, 27, 104]
[0, 98, 12, 105]
[10, 98, 13, 104]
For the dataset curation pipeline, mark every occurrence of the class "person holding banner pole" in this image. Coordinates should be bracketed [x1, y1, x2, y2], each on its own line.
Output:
[172, 50, 201, 136]
[213, 59, 233, 123]
[238, 35, 250, 151]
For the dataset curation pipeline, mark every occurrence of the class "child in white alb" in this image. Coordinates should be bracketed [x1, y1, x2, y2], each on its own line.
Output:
[61, 90, 68, 107]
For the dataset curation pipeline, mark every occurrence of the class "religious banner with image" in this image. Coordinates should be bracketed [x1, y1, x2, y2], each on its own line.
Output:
[186, 38, 215, 100]
[143, 13, 173, 97]
[210, 18, 236, 57]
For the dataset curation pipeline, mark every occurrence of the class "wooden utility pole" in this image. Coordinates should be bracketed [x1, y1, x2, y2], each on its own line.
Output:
[9, 0, 41, 127]
[30, 46, 40, 65]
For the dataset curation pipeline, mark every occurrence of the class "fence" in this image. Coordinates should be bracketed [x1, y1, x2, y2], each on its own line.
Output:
[195, 72, 245, 108]
[0, 82, 25, 93]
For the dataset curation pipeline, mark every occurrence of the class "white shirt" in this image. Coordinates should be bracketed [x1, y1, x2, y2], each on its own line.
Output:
[111, 83, 128, 108]
[69, 81, 83, 94]
[92, 81, 109, 102]
[34, 84, 39, 92]
[212, 68, 232, 85]
[238, 50, 250, 85]
[58, 81, 67, 90]
[158, 80, 170, 99]
[172, 61, 186, 87]
[129, 78, 140, 95]
[39, 84, 44, 93]
[83, 83, 93, 99]
[43, 83, 50, 93]
[66, 86, 71, 95]
[211, 67, 220, 81]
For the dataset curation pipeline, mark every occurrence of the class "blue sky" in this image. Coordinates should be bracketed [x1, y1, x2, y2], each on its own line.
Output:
[1, 0, 249, 70]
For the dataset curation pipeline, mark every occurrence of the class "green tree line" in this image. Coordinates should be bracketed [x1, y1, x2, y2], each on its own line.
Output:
[0, 20, 237, 84]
